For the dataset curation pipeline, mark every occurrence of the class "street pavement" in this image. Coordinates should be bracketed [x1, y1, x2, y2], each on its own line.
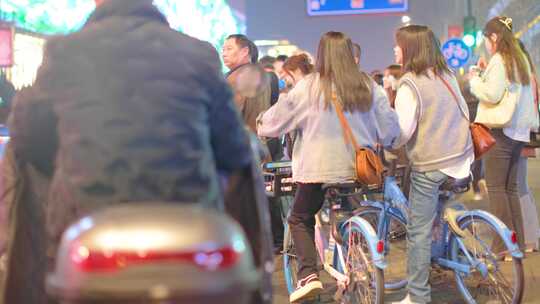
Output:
[272, 157, 540, 304]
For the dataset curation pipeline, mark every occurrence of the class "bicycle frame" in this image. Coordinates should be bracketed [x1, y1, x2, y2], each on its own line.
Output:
[285, 192, 386, 291]
[362, 200, 406, 247]
[376, 176, 523, 276]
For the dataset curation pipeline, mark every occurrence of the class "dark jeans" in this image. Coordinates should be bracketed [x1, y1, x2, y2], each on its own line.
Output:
[484, 129, 526, 252]
[288, 183, 325, 279]
[471, 159, 484, 193]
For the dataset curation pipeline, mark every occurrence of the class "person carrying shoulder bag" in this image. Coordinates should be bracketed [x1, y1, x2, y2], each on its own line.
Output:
[391, 25, 474, 304]
[469, 16, 539, 255]
[257, 31, 400, 303]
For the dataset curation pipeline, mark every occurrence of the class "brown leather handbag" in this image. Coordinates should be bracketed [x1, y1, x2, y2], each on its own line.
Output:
[438, 75, 496, 159]
[331, 95, 384, 186]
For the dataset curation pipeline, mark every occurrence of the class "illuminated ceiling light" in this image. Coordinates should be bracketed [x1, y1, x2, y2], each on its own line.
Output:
[401, 15, 411, 24]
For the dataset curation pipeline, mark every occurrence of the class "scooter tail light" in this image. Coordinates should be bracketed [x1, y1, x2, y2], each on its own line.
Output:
[70, 243, 240, 273]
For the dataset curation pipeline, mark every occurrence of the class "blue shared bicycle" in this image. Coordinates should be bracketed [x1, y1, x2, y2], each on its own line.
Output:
[263, 161, 386, 304]
[355, 175, 525, 304]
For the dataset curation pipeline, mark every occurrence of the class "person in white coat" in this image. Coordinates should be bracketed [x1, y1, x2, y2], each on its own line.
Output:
[469, 16, 539, 256]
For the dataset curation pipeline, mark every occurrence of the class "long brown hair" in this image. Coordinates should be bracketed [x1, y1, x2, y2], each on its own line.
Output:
[483, 16, 530, 85]
[395, 25, 451, 77]
[316, 31, 372, 112]
[518, 39, 536, 76]
[283, 54, 314, 81]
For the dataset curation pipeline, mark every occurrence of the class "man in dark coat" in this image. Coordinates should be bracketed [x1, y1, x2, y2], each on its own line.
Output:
[9, 0, 252, 245]
[3, 2, 256, 302]
[222, 34, 272, 132]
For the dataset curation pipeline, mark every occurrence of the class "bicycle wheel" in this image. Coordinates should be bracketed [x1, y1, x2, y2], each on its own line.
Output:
[282, 223, 299, 294]
[340, 222, 384, 304]
[449, 215, 525, 304]
[356, 206, 408, 290]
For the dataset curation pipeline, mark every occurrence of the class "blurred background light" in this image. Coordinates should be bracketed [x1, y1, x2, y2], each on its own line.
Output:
[0, 0, 245, 86]
[401, 15, 411, 24]
[0, 0, 244, 52]
[462, 33, 475, 47]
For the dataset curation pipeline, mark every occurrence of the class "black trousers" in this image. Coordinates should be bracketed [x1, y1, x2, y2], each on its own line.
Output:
[287, 183, 325, 279]
[484, 129, 526, 252]
[268, 196, 284, 248]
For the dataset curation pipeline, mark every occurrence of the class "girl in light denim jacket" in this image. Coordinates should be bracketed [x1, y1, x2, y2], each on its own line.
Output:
[257, 31, 399, 303]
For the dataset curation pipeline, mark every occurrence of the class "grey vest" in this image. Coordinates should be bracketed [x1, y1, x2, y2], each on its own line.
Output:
[400, 71, 473, 172]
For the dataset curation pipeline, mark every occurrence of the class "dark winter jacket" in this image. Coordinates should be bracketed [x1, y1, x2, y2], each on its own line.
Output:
[8, 0, 252, 248]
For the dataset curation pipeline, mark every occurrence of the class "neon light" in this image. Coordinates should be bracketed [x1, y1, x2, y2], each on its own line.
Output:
[0, 0, 244, 52]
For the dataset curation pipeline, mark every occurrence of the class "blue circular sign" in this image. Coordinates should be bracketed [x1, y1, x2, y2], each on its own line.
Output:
[442, 38, 471, 69]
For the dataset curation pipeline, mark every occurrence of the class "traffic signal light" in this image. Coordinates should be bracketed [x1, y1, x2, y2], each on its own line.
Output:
[463, 16, 477, 48]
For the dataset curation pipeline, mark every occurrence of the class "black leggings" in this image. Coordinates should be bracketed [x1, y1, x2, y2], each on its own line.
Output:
[484, 129, 526, 251]
[287, 183, 325, 279]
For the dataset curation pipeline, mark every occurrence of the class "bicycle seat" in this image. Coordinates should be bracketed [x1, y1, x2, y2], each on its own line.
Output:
[440, 176, 471, 193]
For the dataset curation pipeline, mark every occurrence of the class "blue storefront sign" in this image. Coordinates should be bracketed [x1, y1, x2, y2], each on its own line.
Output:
[307, 0, 408, 16]
[442, 38, 471, 69]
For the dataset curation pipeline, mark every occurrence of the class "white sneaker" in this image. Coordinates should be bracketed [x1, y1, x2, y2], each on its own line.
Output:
[392, 294, 421, 304]
[289, 273, 323, 303]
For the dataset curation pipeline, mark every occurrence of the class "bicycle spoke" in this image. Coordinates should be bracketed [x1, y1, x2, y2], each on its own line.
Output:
[488, 271, 514, 304]
[451, 215, 523, 304]
[346, 231, 376, 303]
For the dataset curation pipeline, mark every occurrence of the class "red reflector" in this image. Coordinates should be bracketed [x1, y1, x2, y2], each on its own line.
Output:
[511, 231, 518, 244]
[376, 240, 384, 253]
[70, 244, 239, 273]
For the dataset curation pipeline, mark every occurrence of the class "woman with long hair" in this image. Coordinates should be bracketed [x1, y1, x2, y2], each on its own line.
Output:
[257, 31, 400, 303]
[469, 16, 539, 255]
[391, 25, 474, 304]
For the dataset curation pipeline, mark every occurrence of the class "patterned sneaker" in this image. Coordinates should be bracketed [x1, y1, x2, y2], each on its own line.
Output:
[289, 273, 323, 303]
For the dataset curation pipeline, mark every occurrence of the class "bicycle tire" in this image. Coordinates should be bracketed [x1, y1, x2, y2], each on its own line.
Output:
[355, 206, 408, 290]
[449, 215, 525, 304]
[340, 222, 384, 304]
[282, 223, 299, 294]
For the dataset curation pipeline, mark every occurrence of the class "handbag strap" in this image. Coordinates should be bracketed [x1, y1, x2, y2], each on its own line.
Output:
[331, 93, 361, 151]
[436, 74, 470, 122]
